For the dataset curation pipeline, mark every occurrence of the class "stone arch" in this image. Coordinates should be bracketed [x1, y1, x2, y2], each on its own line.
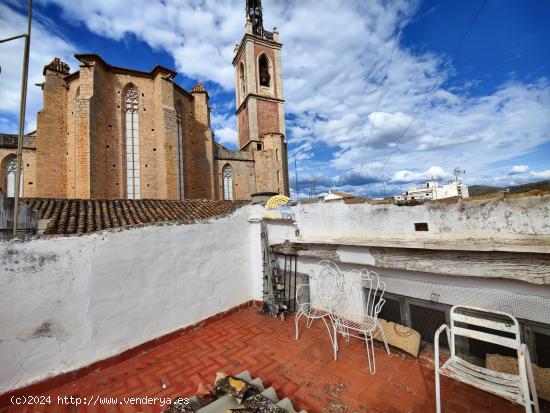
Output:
[239, 61, 246, 98]
[175, 100, 185, 200]
[123, 83, 140, 199]
[258, 52, 272, 88]
[222, 163, 234, 200]
[1, 154, 21, 197]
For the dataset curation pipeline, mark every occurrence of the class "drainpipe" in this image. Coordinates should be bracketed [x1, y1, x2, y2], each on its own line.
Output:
[11, 0, 33, 237]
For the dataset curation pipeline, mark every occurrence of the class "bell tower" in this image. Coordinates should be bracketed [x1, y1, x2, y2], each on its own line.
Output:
[233, 0, 286, 152]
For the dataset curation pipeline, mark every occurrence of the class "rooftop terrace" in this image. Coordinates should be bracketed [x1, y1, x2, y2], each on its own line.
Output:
[1, 196, 548, 412]
[0, 305, 525, 413]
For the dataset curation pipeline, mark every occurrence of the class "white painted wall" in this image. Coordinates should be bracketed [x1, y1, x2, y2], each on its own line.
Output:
[0, 206, 261, 394]
[264, 196, 550, 324]
[291, 195, 550, 240]
[1, 196, 548, 393]
[247, 205, 265, 301]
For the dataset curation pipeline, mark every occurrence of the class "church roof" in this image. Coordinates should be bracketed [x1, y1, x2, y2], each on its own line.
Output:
[0, 133, 36, 149]
[61, 54, 195, 98]
[191, 82, 209, 99]
[43, 57, 70, 75]
[74, 53, 177, 79]
[24, 198, 248, 235]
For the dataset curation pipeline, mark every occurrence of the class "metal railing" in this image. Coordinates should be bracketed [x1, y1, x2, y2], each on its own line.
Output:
[253, 26, 273, 41]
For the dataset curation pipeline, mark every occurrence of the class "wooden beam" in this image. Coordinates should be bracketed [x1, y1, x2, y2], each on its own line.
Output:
[270, 242, 550, 285]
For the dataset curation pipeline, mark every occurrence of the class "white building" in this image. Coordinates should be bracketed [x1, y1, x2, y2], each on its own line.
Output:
[394, 179, 469, 201]
[323, 190, 354, 202]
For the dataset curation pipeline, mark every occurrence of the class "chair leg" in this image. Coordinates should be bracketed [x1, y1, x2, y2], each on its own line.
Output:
[320, 316, 337, 361]
[294, 311, 303, 340]
[377, 322, 391, 355]
[343, 326, 350, 342]
[520, 344, 539, 413]
[332, 320, 339, 360]
[364, 334, 376, 374]
[435, 366, 442, 413]
[306, 317, 314, 329]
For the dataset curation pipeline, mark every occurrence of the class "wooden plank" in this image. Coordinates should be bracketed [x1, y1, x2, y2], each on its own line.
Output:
[370, 247, 550, 285]
[452, 326, 519, 349]
[451, 313, 518, 334]
[453, 357, 519, 382]
[443, 362, 521, 402]
[450, 357, 519, 387]
[269, 242, 550, 285]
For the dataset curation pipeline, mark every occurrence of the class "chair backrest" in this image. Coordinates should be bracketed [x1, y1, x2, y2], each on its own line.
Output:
[361, 269, 386, 318]
[333, 268, 386, 319]
[310, 260, 345, 307]
[448, 305, 521, 359]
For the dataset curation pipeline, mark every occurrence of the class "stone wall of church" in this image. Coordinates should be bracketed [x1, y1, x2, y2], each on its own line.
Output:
[71, 72, 92, 199]
[256, 99, 280, 138]
[0, 149, 36, 197]
[214, 159, 257, 200]
[35, 69, 68, 198]
[253, 133, 288, 196]
[66, 79, 80, 198]
[253, 43, 279, 98]
[187, 88, 215, 199]
[158, 79, 176, 200]
[237, 104, 250, 149]
[22, 46, 287, 202]
[174, 95, 192, 199]
[62, 58, 206, 201]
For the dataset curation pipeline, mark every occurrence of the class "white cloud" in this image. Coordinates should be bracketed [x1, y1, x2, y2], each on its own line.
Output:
[33, 0, 244, 89]
[509, 165, 530, 174]
[1, 0, 549, 195]
[532, 170, 550, 179]
[0, 3, 76, 133]
[495, 165, 550, 184]
[391, 165, 450, 184]
[214, 126, 238, 147]
[210, 111, 238, 148]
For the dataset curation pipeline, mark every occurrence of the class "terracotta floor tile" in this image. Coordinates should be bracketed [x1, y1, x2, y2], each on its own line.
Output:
[3, 307, 536, 413]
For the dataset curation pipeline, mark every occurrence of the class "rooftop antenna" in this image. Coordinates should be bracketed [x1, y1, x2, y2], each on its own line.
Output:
[453, 167, 465, 183]
[294, 158, 299, 202]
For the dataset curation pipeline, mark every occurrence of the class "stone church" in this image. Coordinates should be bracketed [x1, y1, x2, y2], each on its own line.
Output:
[0, 0, 289, 201]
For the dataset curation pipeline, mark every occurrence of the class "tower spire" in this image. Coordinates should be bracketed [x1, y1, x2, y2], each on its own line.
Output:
[246, 0, 263, 31]
[246, 0, 273, 40]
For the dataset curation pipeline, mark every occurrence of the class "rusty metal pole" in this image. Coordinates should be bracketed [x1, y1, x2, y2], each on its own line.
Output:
[12, 0, 33, 237]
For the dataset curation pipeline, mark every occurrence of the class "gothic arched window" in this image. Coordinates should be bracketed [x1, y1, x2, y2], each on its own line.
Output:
[258, 53, 271, 87]
[125, 86, 140, 199]
[223, 164, 234, 200]
[176, 105, 184, 200]
[4, 156, 22, 197]
[239, 62, 246, 98]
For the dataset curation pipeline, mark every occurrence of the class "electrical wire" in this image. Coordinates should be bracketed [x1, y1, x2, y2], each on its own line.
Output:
[373, 0, 489, 181]
[358, 14, 402, 174]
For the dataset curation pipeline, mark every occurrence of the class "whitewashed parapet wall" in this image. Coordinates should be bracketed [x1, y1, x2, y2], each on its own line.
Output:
[0, 205, 262, 395]
[288, 195, 550, 243]
[267, 196, 550, 283]
[264, 195, 550, 323]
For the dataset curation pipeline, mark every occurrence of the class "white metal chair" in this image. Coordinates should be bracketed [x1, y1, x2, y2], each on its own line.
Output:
[330, 269, 390, 374]
[294, 260, 344, 359]
[434, 305, 539, 413]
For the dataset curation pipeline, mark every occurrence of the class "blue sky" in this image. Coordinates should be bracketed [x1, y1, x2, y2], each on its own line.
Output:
[1, 0, 549, 198]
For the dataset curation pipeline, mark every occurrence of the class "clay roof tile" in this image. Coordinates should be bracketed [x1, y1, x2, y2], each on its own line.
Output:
[23, 198, 248, 235]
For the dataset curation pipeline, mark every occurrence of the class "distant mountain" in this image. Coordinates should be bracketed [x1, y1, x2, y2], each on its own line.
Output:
[469, 180, 550, 196]
[468, 185, 501, 196]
